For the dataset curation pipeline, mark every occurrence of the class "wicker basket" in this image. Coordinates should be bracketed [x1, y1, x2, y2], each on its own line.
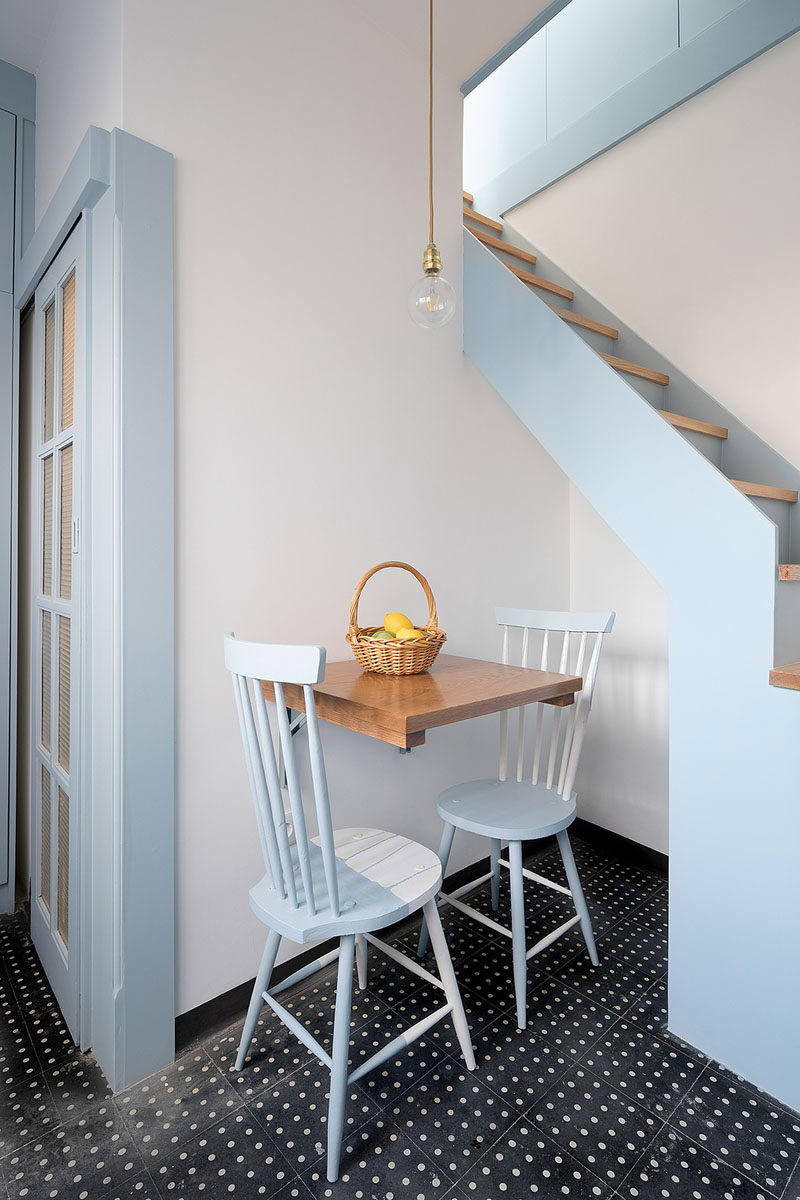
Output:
[346, 561, 446, 675]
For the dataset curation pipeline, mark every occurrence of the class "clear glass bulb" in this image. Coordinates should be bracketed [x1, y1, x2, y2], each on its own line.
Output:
[408, 271, 456, 330]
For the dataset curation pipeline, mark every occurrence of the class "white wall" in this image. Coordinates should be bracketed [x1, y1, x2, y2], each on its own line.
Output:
[111, 0, 569, 1015]
[570, 489, 668, 852]
[509, 31, 800, 470]
[33, 0, 122, 223]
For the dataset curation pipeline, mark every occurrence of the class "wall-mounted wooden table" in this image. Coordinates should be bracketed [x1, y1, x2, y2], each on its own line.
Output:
[263, 654, 582, 750]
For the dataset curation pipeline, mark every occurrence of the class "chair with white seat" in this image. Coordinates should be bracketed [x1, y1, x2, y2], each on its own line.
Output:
[224, 633, 475, 1183]
[417, 608, 615, 1030]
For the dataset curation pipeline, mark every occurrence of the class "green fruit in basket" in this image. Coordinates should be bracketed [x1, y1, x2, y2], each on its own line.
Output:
[371, 630, 395, 640]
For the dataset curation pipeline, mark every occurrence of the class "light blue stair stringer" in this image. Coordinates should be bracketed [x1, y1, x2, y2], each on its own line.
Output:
[463, 227, 800, 1112]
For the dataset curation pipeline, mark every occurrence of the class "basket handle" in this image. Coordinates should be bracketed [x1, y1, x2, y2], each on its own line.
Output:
[348, 561, 439, 638]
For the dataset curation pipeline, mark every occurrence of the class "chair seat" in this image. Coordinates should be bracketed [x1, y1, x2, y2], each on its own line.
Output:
[249, 827, 442, 943]
[437, 779, 576, 841]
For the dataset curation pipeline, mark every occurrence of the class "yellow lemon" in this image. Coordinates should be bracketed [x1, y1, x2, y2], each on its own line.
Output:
[384, 612, 413, 635]
[395, 627, 425, 641]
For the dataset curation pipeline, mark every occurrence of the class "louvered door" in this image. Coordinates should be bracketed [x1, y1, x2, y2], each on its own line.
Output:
[30, 228, 82, 1040]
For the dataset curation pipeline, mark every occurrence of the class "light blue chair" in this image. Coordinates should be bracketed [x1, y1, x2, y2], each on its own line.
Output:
[224, 634, 476, 1183]
[418, 608, 615, 1029]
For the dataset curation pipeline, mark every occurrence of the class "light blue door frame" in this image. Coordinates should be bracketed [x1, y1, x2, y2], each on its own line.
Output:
[463, 231, 800, 1112]
[11, 124, 175, 1091]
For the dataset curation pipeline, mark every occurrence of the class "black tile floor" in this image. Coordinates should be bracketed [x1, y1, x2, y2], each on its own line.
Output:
[2, 834, 799, 1200]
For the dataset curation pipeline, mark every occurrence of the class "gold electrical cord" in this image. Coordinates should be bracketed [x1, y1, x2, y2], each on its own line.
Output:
[428, 0, 434, 245]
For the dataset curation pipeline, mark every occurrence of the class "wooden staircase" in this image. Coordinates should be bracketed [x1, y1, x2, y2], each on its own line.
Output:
[463, 190, 799, 688]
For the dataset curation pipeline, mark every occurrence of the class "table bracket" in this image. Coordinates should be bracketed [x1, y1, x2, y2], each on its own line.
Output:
[280, 709, 308, 788]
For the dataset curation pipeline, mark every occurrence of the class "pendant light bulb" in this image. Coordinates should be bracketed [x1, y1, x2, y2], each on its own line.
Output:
[409, 0, 456, 331]
[408, 244, 456, 330]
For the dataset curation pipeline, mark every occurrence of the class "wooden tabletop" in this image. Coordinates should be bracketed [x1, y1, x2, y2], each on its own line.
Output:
[263, 654, 582, 750]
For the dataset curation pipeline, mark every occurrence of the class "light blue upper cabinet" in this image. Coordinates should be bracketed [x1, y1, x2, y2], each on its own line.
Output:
[0, 109, 15, 293]
[679, 0, 749, 43]
[546, 0, 679, 139]
[463, 29, 547, 194]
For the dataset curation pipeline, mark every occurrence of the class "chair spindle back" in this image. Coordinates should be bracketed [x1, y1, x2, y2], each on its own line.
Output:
[495, 609, 615, 800]
[224, 634, 341, 917]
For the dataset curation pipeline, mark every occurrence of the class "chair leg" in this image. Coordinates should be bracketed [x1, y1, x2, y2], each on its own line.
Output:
[509, 841, 527, 1030]
[326, 934, 355, 1183]
[417, 821, 456, 959]
[557, 828, 599, 966]
[490, 838, 502, 910]
[355, 934, 368, 991]
[423, 898, 476, 1071]
[235, 928, 281, 1071]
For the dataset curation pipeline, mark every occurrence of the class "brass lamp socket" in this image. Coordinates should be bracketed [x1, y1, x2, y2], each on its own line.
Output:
[422, 241, 443, 275]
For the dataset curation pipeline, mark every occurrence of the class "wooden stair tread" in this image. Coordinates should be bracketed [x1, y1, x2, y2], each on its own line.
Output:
[731, 479, 798, 503]
[467, 223, 537, 266]
[463, 205, 503, 233]
[508, 262, 573, 301]
[769, 662, 800, 690]
[462, 189, 474, 204]
[599, 352, 669, 386]
[779, 564, 800, 580]
[657, 410, 728, 439]
[549, 304, 618, 340]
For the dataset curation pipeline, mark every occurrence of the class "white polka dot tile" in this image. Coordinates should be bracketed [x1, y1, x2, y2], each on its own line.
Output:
[453, 942, 548, 1014]
[580, 869, 663, 934]
[555, 956, 653, 1015]
[669, 1067, 800, 1193]
[205, 1012, 312, 1099]
[387, 907, 499, 967]
[248, 1059, 380, 1173]
[523, 977, 619, 1060]
[0, 1068, 60, 1157]
[2, 1102, 154, 1200]
[527, 926, 588, 976]
[621, 1125, 778, 1199]
[783, 1154, 800, 1199]
[47, 1050, 115, 1121]
[282, 963, 390, 1042]
[624, 887, 668, 936]
[531, 1063, 663, 1187]
[350, 1021, 450, 1110]
[621, 975, 668, 1035]
[469, 1012, 570, 1113]
[115, 1050, 243, 1163]
[581, 1021, 703, 1118]
[457, 1121, 611, 1198]
[389, 980, 507, 1060]
[467, 879, 576, 935]
[0, 1000, 40, 1084]
[596, 912, 668, 978]
[151, 1108, 294, 1198]
[301, 1118, 451, 1198]
[388, 1055, 517, 1180]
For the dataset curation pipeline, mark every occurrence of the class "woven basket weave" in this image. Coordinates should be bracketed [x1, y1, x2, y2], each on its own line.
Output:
[346, 561, 446, 675]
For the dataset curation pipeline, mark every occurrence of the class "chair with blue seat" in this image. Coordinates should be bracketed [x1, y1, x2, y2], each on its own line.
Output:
[224, 633, 476, 1183]
[417, 608, 615, 1030]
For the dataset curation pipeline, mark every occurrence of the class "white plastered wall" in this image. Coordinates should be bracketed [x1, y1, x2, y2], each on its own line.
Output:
[112, 0, 569, 1014]
[33, 0, 123, 223]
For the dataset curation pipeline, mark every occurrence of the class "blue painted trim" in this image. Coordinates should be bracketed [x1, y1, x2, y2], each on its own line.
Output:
[0, 58, 35, 123]
[15, 127, 110, 308]
[473, 0, 800, 217]
[113, 128, 175, 1086]
[460, 0, 572, 96]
